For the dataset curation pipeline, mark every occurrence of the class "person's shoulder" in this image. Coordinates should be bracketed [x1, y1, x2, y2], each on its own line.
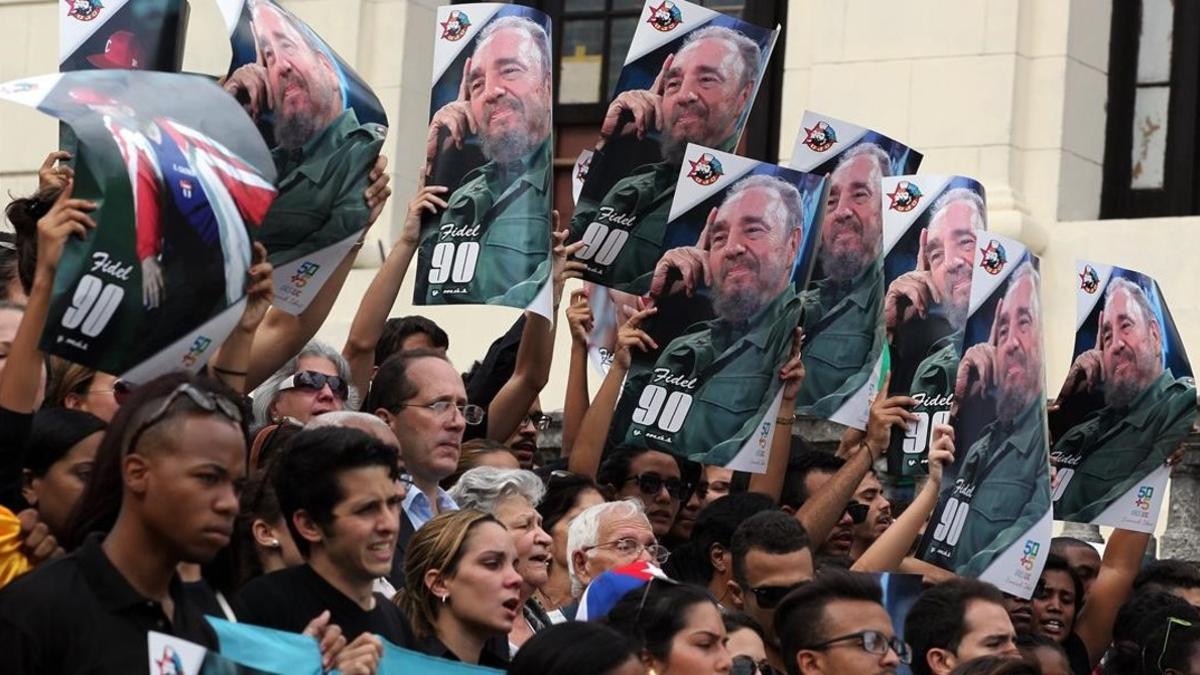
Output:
[0, 554, 87, 619]
[233, 565, 312, 615]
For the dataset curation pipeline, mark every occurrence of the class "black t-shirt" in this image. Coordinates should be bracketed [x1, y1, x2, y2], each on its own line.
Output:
[1064, 631, 1092, 675]
[0, 405, 33, 510]
[233, 564, 415, 646]
[0, 533, 217, 675]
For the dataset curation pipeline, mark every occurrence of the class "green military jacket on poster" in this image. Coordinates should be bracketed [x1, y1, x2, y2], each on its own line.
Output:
[419, 138, 552, 308]
[948, 398, 1051, 577]
[795, 261, 884, 417]
[909, 330, 963, 399]
[260, 109, 386, 264]
[1052, 370, 1196, 522]
[621, 286, 803, 466]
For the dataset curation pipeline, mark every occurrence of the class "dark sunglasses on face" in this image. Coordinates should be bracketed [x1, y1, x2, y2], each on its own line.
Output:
[523, 411, 551, 429]
[624, 472, 689, 501]
[749, 582, 805, 609]
[280, 370, 349, 400]
[845, 501, 870, 524]
[83, 378, 135, 405]
[731, 655, 781, 675]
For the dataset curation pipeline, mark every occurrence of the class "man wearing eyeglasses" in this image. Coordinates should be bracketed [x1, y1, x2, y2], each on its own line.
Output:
[776, 571, 907, 675]
[502, 400, 547, 470]
[727, 510, 815, 674]
[365, 349, 484, 584]
[567, 500, 663, 605]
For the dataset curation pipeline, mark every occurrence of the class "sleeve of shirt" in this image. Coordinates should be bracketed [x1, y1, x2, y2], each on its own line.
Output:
[0, 608, 45, 674]
[0, 406, 33, 510]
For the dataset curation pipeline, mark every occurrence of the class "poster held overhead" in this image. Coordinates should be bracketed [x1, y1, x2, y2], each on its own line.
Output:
[566, 0, 779, 296]
[60, 0, 190, 74]
[788, 111, 922, 429]
[1049, 263, 1196, 532]
[413, 4, 556, 319]
[917, 234, 1052, 599]
[0, 71, 276, 382]
[216, 0, 388, 315]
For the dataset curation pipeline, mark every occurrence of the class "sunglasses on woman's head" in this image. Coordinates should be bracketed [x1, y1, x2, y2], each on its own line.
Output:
[279, 370, 349, 400]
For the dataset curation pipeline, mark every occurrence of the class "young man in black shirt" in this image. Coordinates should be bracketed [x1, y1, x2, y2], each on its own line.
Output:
[234, 426, 414, 647]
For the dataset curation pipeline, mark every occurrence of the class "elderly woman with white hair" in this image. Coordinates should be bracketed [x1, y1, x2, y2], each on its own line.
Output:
[249, 340, 359, 430]
[449, 467, 553, 653]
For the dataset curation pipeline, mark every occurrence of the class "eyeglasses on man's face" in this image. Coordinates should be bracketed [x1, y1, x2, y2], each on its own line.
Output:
[747, 581, 806, 610]
[584, 537, 670, 564]
[395, 399, 484, 425]
[801, 630, 912, 664]
[522, 411, 551, 430]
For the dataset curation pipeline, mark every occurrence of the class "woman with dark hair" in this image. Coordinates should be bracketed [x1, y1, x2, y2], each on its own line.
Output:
[231, 458, 303, 590]
[723, 611, 771, 675]
[440, 438, 519, 489]
[948, 656, 1040, 675]
[509, 621, 644, 675]
[605, 581, 732, 674]
[1016, 632, 1069, 675]
[20, 408, 105, 537]
[534, 470, 604, 617]
[395, 509, 523, 667]
[1029, 554, 1090, 673]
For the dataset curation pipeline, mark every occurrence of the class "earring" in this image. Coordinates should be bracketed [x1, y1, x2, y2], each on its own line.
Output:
[439, 594, 448, 604]
[268, 539, 280, 548]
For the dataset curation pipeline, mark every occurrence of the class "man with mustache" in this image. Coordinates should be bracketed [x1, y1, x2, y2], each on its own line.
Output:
[223, 0, 385, 264]
[885, 188, 985, 397]
[932, 261, 1051, 576]
[417, 16, 553, 307]
[568, 26, 762, 294]
[795, 143, 890, 418]
[618, 174, 805, 464]
[1050, 277, 1196, 522]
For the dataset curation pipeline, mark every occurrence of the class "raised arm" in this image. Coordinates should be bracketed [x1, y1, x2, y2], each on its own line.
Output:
[208, 243, 274, 394]
[568, 305, 658, 479]
[749, 328, 805, 501]
[560, 289, 594, 457]
[342, 176, 445, 396]
[1074, 527, 1152, 668]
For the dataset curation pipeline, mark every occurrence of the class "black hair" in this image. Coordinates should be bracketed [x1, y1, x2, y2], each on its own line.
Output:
[1142, 612, 1200, 674]
[780, 450, 845, 510]
[538, 472, 601, 535]
[62, 372, 250, 550]
[508, 621, 640, 675]
[723, 609, 766, 641]
[605, 582, 719, 663]
[22, 408, 107, 476]
[1134, 559, 1200, 595]
[0, 234, 19, 299]
[362, 348, 449, 414]
[374, 315, 449, 367]
[461, 314, 524, 441]
[232, 456, 286, 589]
[1049, 536, 1096, 556]
[273, 426, 400, 556]
[664, 491, 775, 585]
[948, 656, 1039, 675]
[1105, 591, 1200, 675]
[730, 510, 810, 588]
[4, 184, 58, 295]
[1036, 554, 1084, 618]
[905, 578, 1007, 675]
[1015, 631, 1067, 664]
[775, 571, 884, 675]
[597, 446, 693, 499]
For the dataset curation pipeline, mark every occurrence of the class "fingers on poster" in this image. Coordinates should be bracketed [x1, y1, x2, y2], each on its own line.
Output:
[59, 0, 189, 74]
[217, 0, 388, 315]
[1049, 262, 1196, 532]
[566, 0, 779, 294]
[878, 176, 988, 475]
[788, 111, 922, 428]
[413, 4, 556, 319]
[917, 234, 1052, 598]
[609, 148, 826, 472]
[0, 71, 277, 383]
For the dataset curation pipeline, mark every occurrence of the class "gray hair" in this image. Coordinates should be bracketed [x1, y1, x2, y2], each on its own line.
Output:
[835, 142, 893, 185]
[680, 25, 762, 92]
[929, 186, 987, 231]
[566, 498, 647, 597]
[448, 466, 546, 513]
[250, 340, 359, 428]
[1004, 259, 1042, 323]
[306, 410, 392, 435]
[725, 174, 805, 236]
[1104, 277, 1161, 352]
[475, 15, 551, 81]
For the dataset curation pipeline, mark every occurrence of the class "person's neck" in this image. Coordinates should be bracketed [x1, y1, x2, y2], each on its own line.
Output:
[539, 562, 573, 610]
[849, 536, 872, 561]
[434, 611, 489, 664]
[765, 640, 785, 673]
[102, 511, 179, 604]
[309, 552, 377, 611]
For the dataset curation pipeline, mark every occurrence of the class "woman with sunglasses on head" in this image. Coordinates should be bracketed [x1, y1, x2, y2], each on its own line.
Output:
[449, 467, 553, 654]
[45, 357, 125, 422]
[536, 471, 605, 618]
[606, 581, 733, 674]
[396, 509, 523, 667]
[724, 611, 779, 675]
[19, 408, 105, 538]
[250, 340, 357, 430]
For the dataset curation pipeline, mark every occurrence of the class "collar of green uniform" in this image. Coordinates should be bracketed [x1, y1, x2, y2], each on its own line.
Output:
[468, 136, 551, 190]
[710, 284, 800, 348]
[988, 396, 1045, 454]
[815, 258, 882, 308]
[1097, 369, 1179, 429]
[627, 131, 739, 178]
[272, 108, 361, 181]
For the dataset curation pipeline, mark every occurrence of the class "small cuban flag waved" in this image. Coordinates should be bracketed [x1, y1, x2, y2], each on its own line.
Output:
[577, 560, 672, 622]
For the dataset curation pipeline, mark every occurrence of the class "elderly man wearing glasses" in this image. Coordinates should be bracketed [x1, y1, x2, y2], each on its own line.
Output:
[562, 499, 666, 621]
[365, 348, 485, 585]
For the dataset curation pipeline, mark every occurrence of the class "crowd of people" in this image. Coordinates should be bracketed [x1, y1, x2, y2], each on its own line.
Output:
[0, 66, 1197, 675]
